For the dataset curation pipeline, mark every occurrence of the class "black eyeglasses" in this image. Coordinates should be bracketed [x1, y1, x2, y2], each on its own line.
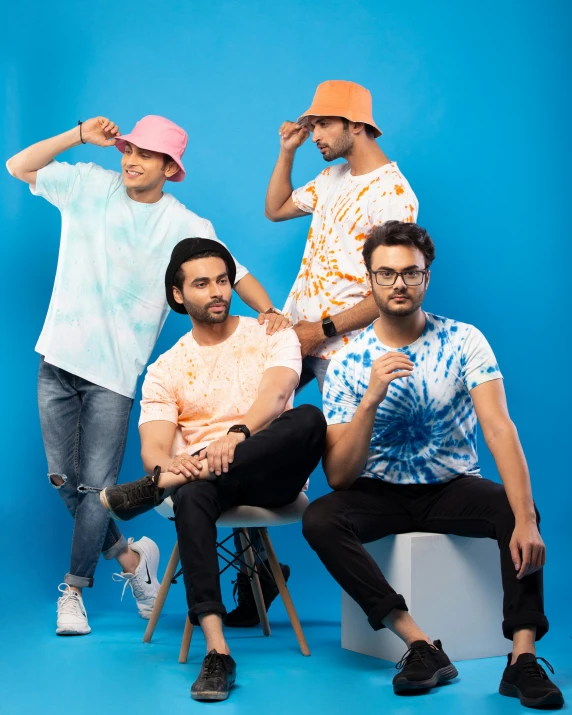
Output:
[371, 269, 428, 287]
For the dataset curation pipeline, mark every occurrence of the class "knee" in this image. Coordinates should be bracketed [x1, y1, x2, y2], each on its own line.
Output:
[302, 496, 342, 548]
[293, 404, 327, 444]
[173, 479, 214, 513]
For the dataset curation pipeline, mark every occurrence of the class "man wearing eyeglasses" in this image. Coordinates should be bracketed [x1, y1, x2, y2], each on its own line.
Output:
[303, 221, 563, 708]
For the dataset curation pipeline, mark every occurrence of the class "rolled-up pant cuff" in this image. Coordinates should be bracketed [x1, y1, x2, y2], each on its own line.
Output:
[102, 534, 129, 561]
[368, 594, 408, 630]
[189, 601, 227, 627]
[502, 612, 549, 641]
[64, 573, 93, 589]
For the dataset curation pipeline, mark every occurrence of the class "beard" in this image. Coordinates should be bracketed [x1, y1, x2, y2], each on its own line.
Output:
[373, 287, 426, 317]
[319, 130, 355, 162]
[184, 296, 231, 324]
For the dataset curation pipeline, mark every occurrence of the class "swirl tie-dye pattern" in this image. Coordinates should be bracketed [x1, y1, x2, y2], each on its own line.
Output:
[283, 161, 418, 359]
[31, 161, 248, 398]
[323, 314, 502, 484]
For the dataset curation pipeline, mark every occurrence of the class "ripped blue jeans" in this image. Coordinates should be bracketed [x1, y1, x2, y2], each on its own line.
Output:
[38, 357, 131, 588]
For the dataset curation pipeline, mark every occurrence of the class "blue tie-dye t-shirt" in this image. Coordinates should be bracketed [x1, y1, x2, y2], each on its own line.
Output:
[323, 314, 502, 484]
[31, 161, 248, 398]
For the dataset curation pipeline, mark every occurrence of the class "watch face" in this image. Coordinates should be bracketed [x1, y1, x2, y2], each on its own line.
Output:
[323, 318, 336, 338]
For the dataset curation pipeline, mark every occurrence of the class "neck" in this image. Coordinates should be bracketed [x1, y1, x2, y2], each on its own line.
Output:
[374, 309, 426, 348]
[125, 185, 165, 204]
[346, 141, 390, 176]
[191, 315, 240, 346]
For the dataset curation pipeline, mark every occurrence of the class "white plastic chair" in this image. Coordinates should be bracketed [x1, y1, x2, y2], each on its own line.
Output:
[143, 492, 311, 661]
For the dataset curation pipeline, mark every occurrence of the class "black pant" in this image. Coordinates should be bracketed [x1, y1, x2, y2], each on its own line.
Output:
[303, 476, 548, 640]
[173, 405, 327, 625]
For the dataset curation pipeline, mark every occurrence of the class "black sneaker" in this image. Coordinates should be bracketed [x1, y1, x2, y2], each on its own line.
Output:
[393, 639, 458, 693]
[191, 649, 236, 701]
[499, 653, 564, 708]
[100, 467, 164, 522]
[223, 562, 290, 628]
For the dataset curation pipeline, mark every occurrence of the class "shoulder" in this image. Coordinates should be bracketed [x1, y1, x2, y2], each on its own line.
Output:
[332, 325, 375, 370]
[148, 331, 193, 374]
[425, 313, 484, 349]
[315, 163, 348, 185]
[375, 162, 415, 191]
[167, 196, 213, 228]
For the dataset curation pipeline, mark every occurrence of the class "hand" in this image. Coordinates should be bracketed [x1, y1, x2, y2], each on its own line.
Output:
[293, 320, 324, 358]
[198, 432, 246, 476]
[164, 454, 203, 480]
[510, 521, 545, 580]
[80, 116, 121, 147]
[258, 309, 292, 335]
[279, 121, 310, 153]
[364, 352, 414, 407]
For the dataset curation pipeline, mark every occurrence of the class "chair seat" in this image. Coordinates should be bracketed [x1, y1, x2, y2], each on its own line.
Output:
[155, 492, 309, 527]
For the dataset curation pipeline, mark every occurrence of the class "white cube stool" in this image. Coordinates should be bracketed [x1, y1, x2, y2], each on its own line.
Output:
[342, 532, 510, 663]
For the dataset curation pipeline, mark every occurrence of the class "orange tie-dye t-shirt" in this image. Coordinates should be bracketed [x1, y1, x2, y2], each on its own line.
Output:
[283, 161, 418, 358]
[139, 318, 301, 456]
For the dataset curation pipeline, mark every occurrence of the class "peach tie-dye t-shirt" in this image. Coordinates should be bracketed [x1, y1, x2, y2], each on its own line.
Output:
[283, 161, 418, 359]
[139, 318, 301, 456]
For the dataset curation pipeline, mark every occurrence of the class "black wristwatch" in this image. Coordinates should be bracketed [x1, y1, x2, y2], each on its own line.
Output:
[228, 424, 251, 439]
[322, 316, 337, 338]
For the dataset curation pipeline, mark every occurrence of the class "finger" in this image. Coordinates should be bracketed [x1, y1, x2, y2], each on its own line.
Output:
[207, 447, 215, 475]
[387, 370, 413, 382]
[221, 441, 230, 473]
[510, 541, 521, 571]
[517, 543, 531, 579]
[104, 138, 117, 146]
[258, 313, 265, 324]
[182, 458, 201, 477]
[228, 441, 236, 465]
[212, 445, 223, 476]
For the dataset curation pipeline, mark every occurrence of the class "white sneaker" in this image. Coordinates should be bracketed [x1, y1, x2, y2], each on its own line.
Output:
[113, 536, 160, 619]
[56, 584, 91, 635]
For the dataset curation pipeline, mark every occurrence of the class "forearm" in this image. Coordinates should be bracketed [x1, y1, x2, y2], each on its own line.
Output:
[242, 387, 291, 435]
[324, 399, 378, 489]
[486, 421, 537, 523]
[234, 274, 273, 313]
[265, 149, 295, 220]
[6, 126, 81, 179]
[141, 445, 173, 474]
[330, 294, 378, 335]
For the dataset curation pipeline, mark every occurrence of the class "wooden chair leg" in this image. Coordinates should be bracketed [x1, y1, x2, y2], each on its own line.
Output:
[179, 616, 194, 663]
[240, 528, 271, 636]
[143, 541, 180, 644]
[260, 527, 310, 656]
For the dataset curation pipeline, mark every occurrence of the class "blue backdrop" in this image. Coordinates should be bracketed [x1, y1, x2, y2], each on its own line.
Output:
[1, 0, 570, 634]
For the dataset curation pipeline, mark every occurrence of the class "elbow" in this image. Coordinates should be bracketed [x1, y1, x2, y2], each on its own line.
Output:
[483, 417, 517, 447]
[264, 207, 279, 222]
[6, 157, 17, 178]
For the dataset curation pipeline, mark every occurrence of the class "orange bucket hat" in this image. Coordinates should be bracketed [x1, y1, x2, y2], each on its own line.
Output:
[298, 80, 382, 137]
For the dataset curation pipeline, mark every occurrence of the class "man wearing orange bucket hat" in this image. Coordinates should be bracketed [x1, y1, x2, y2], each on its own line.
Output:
[266, 80, 419, 390]
[7, 114, 288, 637]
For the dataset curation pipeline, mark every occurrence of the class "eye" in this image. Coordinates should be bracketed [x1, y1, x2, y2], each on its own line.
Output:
[380, 270, 394, 278]
[196, 282, 207, 289]
[218, 277, 229, 284]
[404, 271, 421, 279]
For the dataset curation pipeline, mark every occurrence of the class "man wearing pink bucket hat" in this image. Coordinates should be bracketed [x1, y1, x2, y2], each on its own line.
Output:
[7, 114, 288, 637]
[265, 80, 419, 391]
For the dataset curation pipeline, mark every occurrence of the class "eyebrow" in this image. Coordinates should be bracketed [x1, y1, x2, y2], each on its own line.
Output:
[373, 264, 424, 271]
[191, 273, 229, 283]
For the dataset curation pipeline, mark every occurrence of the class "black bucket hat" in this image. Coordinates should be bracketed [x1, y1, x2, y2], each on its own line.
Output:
[165, 237, 237, 315]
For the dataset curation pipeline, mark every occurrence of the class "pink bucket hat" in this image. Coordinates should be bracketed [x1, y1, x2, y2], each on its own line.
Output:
[115, 115, 187, 182]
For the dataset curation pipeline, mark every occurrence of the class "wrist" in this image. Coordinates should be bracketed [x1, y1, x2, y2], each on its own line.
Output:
[279, 147, 296, 161]
[361, 390, 381, 413]
[514, 511, 538, 526]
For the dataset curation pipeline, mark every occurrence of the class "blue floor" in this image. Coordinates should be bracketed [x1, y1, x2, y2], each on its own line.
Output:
[2, 605, 570, 714]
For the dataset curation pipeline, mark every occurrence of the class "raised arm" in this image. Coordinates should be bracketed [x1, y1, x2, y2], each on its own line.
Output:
[323, 353, 414, 489]
[6, 117, 121, 185]
[264, 121, 310, 222]
[471, 379, 545, 580]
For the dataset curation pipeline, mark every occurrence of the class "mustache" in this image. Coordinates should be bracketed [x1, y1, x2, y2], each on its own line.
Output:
[205, 298, 229, 308]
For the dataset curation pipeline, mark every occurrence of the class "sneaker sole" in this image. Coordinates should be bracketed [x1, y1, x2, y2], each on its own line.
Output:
[191, 690, 230, 702]
[56, 627, 91, 636]
[99, 488, 124, 522]
[393, 664, 459, 693]
[499, 680, 565, 707]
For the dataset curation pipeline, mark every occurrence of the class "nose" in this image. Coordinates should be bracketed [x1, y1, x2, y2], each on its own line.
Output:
[393, 273, 407, 289]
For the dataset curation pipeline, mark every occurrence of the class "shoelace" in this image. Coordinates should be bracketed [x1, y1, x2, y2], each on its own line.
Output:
[395, 642, 436, 671]
[231, 573, 252, 607]
[522, 657, 555, 680]
[57, 584, 85, 616]
[127, 479, 158, 505]
[202, 651, 229, 678]
[112, 571, 146, 601]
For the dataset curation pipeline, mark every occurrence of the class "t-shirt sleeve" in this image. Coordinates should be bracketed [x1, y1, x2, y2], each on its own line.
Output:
[203, 220, 249, 283]
[460, 326, 503, 391]
[30, 161, 98, 211]
[291, 171, 324, 214]
[265, 327, 302, 380]
[323, 357, 360, 425]
[139, 359, 180, 426]
[369, 180, 419, 225]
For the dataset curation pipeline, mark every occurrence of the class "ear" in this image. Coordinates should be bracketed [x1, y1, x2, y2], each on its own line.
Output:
[366, 270, 372, 290]
[172, 286, 184, 305]
[352, 122, 366, 135]
[425, 269, 431, 290]
[164, 161, 179, 179]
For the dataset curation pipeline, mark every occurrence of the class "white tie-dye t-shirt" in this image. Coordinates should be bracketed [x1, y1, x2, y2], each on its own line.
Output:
[283, 161, 418, 358]
[323, 315, 502, 484]
[31, 161, 248, 398]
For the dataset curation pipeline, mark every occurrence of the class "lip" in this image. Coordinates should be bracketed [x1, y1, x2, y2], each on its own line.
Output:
[125, 170, 142, 177]
[390, 295, 409, 300]
[209, 303, 226, 310]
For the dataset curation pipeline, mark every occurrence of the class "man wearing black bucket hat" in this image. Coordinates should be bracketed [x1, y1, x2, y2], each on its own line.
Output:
[100, 238, 326, 701]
